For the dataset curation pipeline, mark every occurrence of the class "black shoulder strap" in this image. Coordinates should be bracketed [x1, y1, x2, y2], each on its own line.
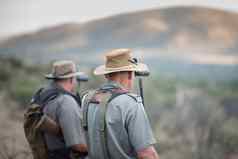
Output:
[30, 88, 44, 104]
[31, 87, 81, 112]
[107, 89, 129, 103]
[56, 89, 81, 106]
[31, 88, 60, 111]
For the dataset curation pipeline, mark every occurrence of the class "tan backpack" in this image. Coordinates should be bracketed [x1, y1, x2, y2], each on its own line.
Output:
[23, 88, 62, 159]
[82, 87, 129, 159]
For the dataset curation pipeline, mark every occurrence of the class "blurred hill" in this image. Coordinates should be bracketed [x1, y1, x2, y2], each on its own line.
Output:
[0, 6, 238, 80]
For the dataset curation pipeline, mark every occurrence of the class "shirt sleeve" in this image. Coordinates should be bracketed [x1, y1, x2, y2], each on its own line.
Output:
[56, 95, 86, 147]
[125, 97, 156, 151]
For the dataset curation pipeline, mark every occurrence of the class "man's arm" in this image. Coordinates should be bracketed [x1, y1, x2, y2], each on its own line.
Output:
[137, 146, 159, 159]
[124, 95, 159, 159]
[57, 95, 88, 155]
[71, 144, 88, 157]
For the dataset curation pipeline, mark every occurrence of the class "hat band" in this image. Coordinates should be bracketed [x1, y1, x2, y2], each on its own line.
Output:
[105, 64, 137, 71]
[53, 70, 74, 77]
[106, 59, 137, 68]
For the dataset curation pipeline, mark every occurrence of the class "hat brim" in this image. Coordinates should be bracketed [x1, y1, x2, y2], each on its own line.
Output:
[45, 71, 85, 79]
[94, 63, 149, 75]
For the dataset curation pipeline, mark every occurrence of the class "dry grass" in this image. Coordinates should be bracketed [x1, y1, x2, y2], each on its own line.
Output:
[0, 93, 32, 159]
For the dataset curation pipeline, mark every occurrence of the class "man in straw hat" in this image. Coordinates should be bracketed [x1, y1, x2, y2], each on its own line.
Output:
[39, 60, 88, 159]
[82, 49, 159, 159]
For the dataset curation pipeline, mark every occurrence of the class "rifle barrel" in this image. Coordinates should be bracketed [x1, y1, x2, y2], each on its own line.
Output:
[138, 78, 145, 106]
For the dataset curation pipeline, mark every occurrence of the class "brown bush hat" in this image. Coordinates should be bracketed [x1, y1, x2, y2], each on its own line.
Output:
[45, 60, 84, 79]
[94, 48, 149, 75]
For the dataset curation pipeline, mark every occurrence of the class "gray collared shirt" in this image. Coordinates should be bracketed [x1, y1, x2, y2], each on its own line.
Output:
[85, 81, 156, 159]
[42, 82, 86, 150]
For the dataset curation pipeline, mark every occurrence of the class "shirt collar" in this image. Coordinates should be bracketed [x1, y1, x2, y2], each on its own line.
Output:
[100, 80, 125, 90]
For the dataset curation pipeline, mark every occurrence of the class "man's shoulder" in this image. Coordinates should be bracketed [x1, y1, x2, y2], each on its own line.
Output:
[56, 94, 79, 108]
[61, 94, 77, 102]
[126, 93, 143, 103]
[112, 92, 143, 104]
[81, 89, 142, 105]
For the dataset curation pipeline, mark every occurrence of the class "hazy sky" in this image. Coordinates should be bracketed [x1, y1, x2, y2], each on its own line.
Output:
[1, 0, 238, 39]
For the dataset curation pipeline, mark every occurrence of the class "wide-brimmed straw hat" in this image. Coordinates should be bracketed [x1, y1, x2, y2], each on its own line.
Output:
[94, 48, 149, 75]
[45, 60, 84, 79]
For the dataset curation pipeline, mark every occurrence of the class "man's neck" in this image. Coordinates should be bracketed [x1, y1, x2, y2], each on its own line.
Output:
[108, 80, 129, 91]
[55, 82, 72, 93]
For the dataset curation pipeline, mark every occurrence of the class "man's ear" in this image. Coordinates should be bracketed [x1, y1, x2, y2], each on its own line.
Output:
[128, 72, 132, 80]
[69, 77, 73, 84]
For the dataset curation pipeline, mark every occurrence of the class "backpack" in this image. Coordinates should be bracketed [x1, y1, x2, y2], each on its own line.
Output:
[24, 87, 81, 159]
[81, 87, 128, 159]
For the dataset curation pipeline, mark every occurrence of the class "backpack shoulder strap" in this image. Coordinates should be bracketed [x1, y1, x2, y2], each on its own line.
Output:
[62, 91, 81, 107]
[31, 88, 59, 104]
[39, 89, 61, 111]
[82, 88, 129, 130]
[30, 88, 44, 104]
[126, 93, 143, 103]
[32, 87, 81, 113]
[99, 89, 129, 159]
[97, 91, 113, 159]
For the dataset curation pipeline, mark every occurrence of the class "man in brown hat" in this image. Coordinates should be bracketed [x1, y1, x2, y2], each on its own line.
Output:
[82, 49, 159, 159]
[37, 60, 88, 159]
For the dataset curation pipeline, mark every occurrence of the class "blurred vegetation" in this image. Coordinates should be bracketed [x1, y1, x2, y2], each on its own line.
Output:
[0, 57, 237, 159]
[0, 57, 47, 106]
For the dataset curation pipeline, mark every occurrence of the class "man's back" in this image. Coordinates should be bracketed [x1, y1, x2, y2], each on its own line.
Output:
[84, 82, 156, 159]
[42, 82, 86, 158]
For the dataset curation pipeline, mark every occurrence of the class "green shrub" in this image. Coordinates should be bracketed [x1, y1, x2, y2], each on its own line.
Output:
[9, 76, 42, 106]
